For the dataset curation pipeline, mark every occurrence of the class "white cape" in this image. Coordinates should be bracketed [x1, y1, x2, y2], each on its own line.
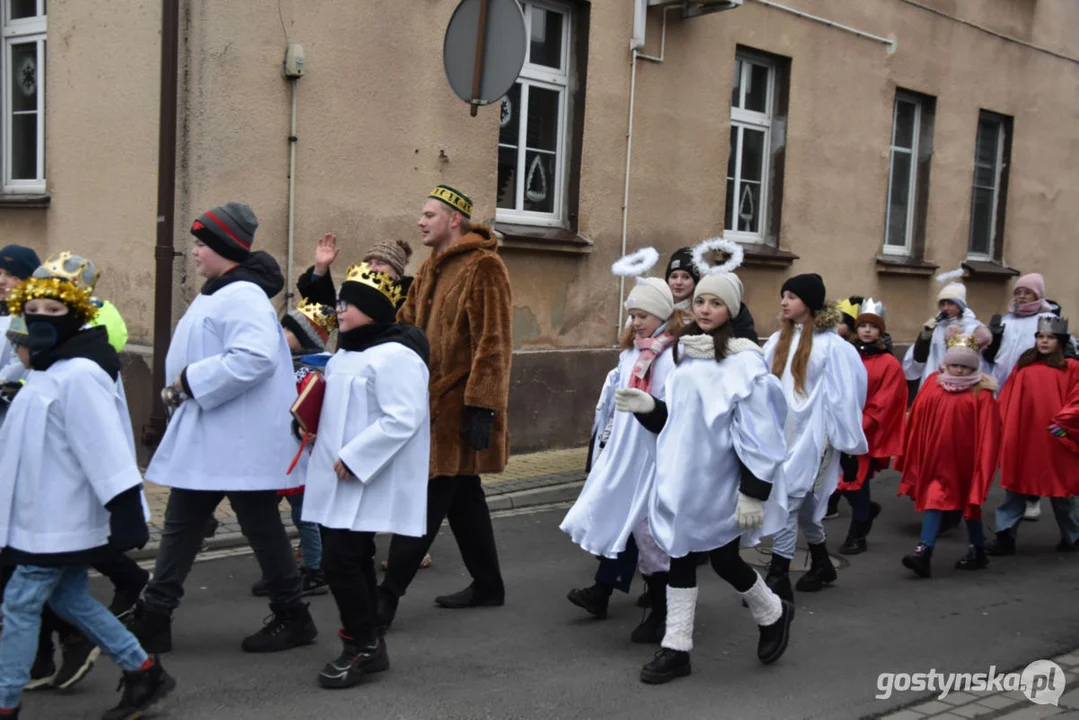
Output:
[902, 308, 984, 384]
[989, 311, 1056, 392]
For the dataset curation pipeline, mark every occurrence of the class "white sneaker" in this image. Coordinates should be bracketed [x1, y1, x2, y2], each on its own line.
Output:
[1024, 499, 1042, 521]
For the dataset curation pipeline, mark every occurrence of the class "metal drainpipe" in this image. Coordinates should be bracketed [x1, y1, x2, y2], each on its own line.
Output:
[143, 0, 181, 450]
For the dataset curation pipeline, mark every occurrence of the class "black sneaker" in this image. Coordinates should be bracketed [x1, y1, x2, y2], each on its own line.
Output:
[127, 602, 173, 654]
[757, 601, 794, 665]
[837, 535, 867, 556]
[318, 637, 389, 689]
[241, 602, 318, 653]
[566, 584, 610, 619]
[301, 567, 329, 597]
[101, 660, 176, 720]
[53, 635, 101, 690]
[640, 648, 691, 684]
[25, 643, 56, 690]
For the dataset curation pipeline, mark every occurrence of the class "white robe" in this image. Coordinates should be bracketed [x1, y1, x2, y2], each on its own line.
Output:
[0, 358, 143, 554]
[146, 281, 298, 492]
[301, 342, 430, 536]
[902, 308, 984, 384]
[763, 327, 868, 520]
[560, 346, 675, 558]
[648, 343, 789, 558]
[988, 311, 1057, 392]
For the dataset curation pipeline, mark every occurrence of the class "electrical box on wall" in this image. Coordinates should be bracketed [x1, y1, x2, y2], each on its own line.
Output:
[284, 44, 305, 78]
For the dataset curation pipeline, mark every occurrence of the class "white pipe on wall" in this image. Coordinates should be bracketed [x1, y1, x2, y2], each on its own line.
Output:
[750, 0, 896, 52]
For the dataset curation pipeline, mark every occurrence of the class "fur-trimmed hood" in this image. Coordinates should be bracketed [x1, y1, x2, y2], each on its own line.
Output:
[813, 301, 841, 333]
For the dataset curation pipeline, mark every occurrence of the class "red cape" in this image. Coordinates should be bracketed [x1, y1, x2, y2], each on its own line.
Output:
[998, 359, 1079, 496]
[838, 351, 907, 491]
[896, 373, 1000, 519]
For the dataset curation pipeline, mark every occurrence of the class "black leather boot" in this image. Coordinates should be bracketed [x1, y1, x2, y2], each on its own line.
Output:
[795, 542, 837, 592]
[955, 545, 989, 570]
[902, 543, 933, 578]
[985, 530, 1017, 556]
[764, 554, 794, 603]
[567, 582, 612, 619]
[630, 573, 667, 644]
[640, 649, 691, 684]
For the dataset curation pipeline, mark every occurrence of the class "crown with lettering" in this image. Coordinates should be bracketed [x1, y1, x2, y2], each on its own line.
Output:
[1038, 315, 1069, 336]
[343, 263, 403, 308]
[296, 297, 338, 334]
[945, 331, 981, 353]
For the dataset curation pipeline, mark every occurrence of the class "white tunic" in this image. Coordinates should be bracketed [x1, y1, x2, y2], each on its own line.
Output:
[0, 358, 143, 554]
[901, 308, 983, 384]
[560, 346, 675, 558]
[301, 342, 430, 536]
[648, 342, 789, 558]
[763, 327, 868, 511]
[146, 281, 298, 492]
[989, 311, 1056, 392]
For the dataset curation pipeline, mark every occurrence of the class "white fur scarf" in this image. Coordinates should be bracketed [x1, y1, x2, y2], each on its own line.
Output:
[681, 334, 763, 359]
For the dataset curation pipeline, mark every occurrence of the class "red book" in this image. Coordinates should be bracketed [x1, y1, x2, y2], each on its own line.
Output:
[291, 372, 325, 435]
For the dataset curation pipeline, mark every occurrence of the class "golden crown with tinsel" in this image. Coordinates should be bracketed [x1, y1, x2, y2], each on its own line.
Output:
[296, 297, 338, 333]
[945, 332, 981, 352]
[343, 262, 403, 308]
[7, 277, 98, 325]
[32, 251, 101, 294]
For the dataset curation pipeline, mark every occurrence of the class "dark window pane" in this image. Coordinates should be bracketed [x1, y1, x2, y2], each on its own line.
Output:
[726, 125, 738, 180]
[744, 62, 769, 113]
[740, 128, 765, 182]
[12, 43, 38, 113]
[529, 7, 563, 70]
[975, 119, 1000, 168]
[886, 151, 912, 247]
[12, 114, 37, 180]
[497, 145, 518, 210]
[736, 181, 761, 233]
[522, 150, 556, 213]
[525, 86, 559, 152]
[724, 177, 735, 231]
[10, 0, 37, 19]
[499, 83, 521, 147]
[969, 187, 994, 255]
[974, 162, 996, 189]
[893, 100, 916, 149]
[731, 59, 742, 109]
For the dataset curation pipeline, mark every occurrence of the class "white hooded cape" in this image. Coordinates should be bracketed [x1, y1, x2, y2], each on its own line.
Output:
[901, 308, 983, 384]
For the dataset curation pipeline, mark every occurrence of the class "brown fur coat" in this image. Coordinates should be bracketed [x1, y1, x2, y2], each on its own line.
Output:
[398, 226, 512, 477]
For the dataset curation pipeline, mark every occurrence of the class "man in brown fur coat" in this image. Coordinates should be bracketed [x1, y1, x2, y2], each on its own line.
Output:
[378, 185, 511, 629]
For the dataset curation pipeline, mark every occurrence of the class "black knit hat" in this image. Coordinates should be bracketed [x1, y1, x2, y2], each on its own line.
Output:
[665, 247, 700, 284]
[781, 273, 826, 313]
[0, 245, 41, 280]
[338, 281, 397, 324]
[191, 202, 258, 263]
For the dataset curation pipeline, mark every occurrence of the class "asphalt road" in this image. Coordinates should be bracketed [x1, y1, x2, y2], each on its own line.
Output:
[26, 471, 1079, 720]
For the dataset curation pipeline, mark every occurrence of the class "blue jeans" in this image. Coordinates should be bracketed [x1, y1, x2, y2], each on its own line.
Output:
[0, 565, 147, 709]
[995, 490, 1079, 544]
[286, 492, 322, 570]
[920, 510, 985, 548]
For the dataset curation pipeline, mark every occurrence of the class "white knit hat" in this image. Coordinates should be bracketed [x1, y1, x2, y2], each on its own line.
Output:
[694, 272, 743, 315]
[625, 277, 674, 321]
[937, 282, 967, 308]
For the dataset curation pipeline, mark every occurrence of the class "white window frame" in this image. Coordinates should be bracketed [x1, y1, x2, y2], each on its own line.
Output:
[496, 0, 572, 228]
[967, 112, 1007, 261]
[2, 0, 47, 194]
[882, 92, 922, 256]
[725, 53, 774, 246]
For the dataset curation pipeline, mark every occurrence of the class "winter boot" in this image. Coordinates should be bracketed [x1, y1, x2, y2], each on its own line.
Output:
[639, 586, 696, 685]
[241, 602, 318, 653]
[566, 582, 612, 619]
[100, 660, 176, 720]
[795, 542, 837, 592]
[902, 543, 933, 578]
[127, 602, 173, 654]
[764, 554, 794, 603]
[630, 573, 667, 644]
[741, 574, 794, 664]
[301, 567, 330, 597]
[838, 518, 868, 556]
[985, 530, 1017, 556]
[377, 586, 399, 632]
[955, 545, 989, 570]
[318, 634, 389, 689]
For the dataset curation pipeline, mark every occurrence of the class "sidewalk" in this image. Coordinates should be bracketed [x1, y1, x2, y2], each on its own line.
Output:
[135, 446, 589, 560]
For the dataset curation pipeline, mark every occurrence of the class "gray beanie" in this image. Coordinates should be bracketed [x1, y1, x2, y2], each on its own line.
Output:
[191, 202, 258, 263]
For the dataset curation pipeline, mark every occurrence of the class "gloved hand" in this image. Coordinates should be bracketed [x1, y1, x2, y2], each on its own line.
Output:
[919, 316, 938, 340]
[839, 453, 859, 483]
[989, 313, 1005, 336]
[614, 388, 656, 414]
[106, 486, 150, 552]
[0, 382, 22, 405]
[735, 493, 764, 530]
[1049, 423, 1068, 438]
[465, 407, 495, 451]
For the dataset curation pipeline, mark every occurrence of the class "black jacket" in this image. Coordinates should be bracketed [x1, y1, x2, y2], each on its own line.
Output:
[203, 252, 285, 298]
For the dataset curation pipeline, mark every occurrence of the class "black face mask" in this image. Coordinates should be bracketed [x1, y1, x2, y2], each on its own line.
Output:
[24, 311, 83, 353]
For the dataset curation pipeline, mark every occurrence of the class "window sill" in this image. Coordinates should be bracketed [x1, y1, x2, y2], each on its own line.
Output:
[962, 259, 1020, 280]
[875, 255, 939, 277]
[493, 223, 593, 255]
[739, 243, 798, 268]
[0, 193, 50, 209]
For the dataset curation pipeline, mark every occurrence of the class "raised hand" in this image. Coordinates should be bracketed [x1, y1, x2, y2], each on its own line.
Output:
[314, 233, 339, 275]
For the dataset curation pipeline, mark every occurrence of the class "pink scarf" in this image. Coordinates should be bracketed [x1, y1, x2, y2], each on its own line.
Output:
[937, 368, 982, 393]
[1008, 297, 1052, 317]
[631, 331, 676, 393]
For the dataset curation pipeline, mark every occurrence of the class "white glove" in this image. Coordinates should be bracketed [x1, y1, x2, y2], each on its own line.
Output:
[920, 316, 938, 339]
[736, 493, 765, 530]
[614, 388, 656, 414]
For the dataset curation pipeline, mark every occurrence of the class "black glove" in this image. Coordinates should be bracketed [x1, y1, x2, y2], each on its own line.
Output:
[105, 486, 150, 552]
[989, 313, 1005, 336]
[0, 382, 22, 405]
[465, 407, 495, 452]
[839, 453, 859, 483]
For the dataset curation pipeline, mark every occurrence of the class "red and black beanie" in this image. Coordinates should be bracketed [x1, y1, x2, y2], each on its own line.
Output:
[191, 202, 258, 263]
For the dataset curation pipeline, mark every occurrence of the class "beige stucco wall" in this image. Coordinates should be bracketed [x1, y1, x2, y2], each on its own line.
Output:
[0, 0, 1075, 352]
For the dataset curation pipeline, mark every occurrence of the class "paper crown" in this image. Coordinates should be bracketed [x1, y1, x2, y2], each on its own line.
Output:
[343, 262, 403, 308]
[859, 297, 886, 320]
[296, 297, 338, 334]
[836, 297, 860, 320]
[1038, 315, 1069, 336]
[945, 331, 981, 353]
[7, 276, 98, 325]
[429, 185, 473, 218]
[32, 251, 100, 294]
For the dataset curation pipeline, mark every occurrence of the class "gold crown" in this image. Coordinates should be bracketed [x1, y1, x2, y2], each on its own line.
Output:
[343, 262, 403, 308]
[33, 251, 101, 294]
[295, 297, 338, 334]
[945, 332, 980, 352]
[7, 277, 98, 325]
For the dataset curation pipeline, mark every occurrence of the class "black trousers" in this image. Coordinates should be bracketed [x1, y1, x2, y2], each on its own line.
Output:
[322, 528, 378, 645]
[382, 475, 504, 599]
[668, 537, 757, 592]
[595, 534, 639, 594]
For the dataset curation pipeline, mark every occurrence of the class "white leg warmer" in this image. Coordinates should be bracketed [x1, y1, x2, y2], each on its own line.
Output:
[741, 573, 783, 627]
[661, 586, 698, 652]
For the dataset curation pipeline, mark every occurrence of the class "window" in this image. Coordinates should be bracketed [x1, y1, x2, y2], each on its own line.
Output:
[883, 90, 936, 257]
[497, 1, 572, 227]
[2, 0, 46, 194]
[968, 110, 1012, 260]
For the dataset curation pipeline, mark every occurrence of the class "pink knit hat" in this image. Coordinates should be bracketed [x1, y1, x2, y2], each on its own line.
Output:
[1014, 273, 1046, 299]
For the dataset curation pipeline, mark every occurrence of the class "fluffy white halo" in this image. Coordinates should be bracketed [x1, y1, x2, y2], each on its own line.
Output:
[691, 236, 744, 275]
[611, 247, 660, 277]
[935, 267, 965, 284]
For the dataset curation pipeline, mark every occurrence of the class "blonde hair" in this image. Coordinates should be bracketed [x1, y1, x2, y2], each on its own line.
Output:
[770, 314, 816, 396]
